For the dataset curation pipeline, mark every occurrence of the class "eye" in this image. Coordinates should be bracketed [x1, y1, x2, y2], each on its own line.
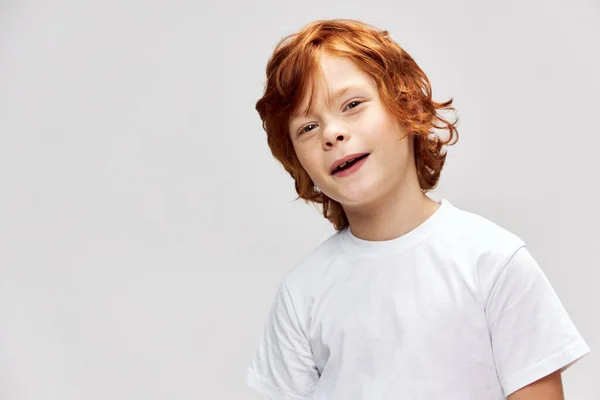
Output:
[344, 100, 362, 111]
[299, 124, 317, 135]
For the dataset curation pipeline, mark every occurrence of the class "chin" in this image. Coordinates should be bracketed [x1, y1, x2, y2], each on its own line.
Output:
[328, 187, 374, 207]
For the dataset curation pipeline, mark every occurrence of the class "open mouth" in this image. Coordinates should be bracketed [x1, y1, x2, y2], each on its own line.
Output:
[331, 153, 370, 175]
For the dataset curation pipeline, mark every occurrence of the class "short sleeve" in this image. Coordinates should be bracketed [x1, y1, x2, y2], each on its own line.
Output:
[245, 281, 319, 399]
[485, 246, 591, 396]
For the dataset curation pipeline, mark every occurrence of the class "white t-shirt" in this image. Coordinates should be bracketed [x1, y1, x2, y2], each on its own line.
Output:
[245, 199, 591, 399]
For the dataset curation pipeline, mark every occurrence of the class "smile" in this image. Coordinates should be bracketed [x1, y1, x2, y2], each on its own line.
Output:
[331, 153, 370, 177]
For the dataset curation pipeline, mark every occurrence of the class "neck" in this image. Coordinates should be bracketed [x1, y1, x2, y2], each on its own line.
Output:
[343, 183, 440, 242]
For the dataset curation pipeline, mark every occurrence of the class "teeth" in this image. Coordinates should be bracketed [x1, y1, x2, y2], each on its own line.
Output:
[333, 155, 367, 173]
[339, 158, 356, 169]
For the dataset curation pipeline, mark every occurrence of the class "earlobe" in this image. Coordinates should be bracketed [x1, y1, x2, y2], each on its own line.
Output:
[400, 130, 414, 143]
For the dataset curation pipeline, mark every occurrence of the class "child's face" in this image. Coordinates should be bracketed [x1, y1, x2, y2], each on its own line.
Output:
[288, 52, 418, 210]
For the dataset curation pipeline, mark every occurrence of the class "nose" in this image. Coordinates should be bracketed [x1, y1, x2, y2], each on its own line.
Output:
[322, 123, 348, 149]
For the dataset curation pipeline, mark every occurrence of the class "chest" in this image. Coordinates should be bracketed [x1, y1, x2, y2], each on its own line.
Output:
[307, 256, 490, 373]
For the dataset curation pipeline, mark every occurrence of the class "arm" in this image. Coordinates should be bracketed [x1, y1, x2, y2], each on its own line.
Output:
[507, 370, 564, 400]
[245, 281, 319, 399]
[482, 246, 590, 398]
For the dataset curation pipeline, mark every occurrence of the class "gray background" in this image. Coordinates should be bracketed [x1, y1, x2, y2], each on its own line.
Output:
[0, 0, 598, 399]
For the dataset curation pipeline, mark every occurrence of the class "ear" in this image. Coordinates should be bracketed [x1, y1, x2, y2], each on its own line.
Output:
[405, 130, 416, 147]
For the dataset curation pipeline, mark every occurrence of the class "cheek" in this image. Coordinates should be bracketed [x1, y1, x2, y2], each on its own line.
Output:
[295, 148, 320, 176]
[376, 115, 406, 145]
[361, 124, 394, 150]
[368, 119, 411, 164]
[359, 108, 395, 140]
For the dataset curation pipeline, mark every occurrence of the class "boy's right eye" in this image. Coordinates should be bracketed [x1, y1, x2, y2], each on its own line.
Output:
[300, 124, 317, 135]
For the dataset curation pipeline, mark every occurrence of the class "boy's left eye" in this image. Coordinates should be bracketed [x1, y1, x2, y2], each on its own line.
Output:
[345, 100, 361, 110]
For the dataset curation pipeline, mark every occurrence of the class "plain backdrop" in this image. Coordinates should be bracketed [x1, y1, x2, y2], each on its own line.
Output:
[0, 0, 598, 399]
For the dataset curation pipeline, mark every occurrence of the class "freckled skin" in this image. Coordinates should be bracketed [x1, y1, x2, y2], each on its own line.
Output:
[288, 51, 417, 214]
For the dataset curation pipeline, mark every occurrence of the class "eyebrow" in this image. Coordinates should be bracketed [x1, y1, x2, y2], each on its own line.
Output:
[291, 84, 363, 118]
[327, 84, 361, 105]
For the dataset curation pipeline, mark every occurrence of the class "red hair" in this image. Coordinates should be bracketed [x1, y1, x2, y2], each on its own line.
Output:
[256, 19, 459, 230]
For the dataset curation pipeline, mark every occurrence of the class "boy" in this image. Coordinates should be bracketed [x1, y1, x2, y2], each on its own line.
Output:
[245, 19, 590, 399]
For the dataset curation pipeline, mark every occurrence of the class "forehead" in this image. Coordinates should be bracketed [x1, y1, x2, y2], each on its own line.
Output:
[292, 53, 374, 117]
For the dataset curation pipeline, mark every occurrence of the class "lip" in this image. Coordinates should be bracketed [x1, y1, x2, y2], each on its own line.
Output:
[329, 152, 370, 175]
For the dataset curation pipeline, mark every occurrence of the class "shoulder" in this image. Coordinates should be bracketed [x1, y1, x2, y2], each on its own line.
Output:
[439, 201, 526, 259]
[436, 201, 541, 308]
[281, 230, 344, 296]
[266, 230, 344, 330]
[431, 201, 529, 293]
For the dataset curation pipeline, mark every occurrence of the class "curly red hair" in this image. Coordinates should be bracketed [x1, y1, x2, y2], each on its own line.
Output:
[256, 19, 459, 230]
